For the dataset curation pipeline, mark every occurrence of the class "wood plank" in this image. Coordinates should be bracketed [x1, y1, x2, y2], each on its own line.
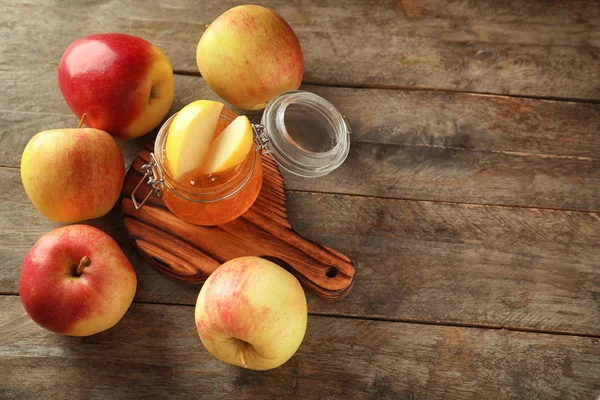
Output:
[286, 192, 600, 336]
[2, 167, 599, 335]
[5, 73, 600, 158]
[2, 74, 599, 210]
[283, 141, 600, 211]
[1, 296, 599, 400]
[2, 0, 599, 99]
[304, 86, 600, 160]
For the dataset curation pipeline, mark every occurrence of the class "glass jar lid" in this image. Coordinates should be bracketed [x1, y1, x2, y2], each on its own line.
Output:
[257, 91, 351, 178]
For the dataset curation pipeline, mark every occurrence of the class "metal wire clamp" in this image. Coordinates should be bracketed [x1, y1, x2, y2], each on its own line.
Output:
[252, 123, 270, 153]
[131, 153, 165, 210]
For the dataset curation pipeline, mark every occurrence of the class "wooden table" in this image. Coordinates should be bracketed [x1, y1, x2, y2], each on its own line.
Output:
[1, 1, 599, 398]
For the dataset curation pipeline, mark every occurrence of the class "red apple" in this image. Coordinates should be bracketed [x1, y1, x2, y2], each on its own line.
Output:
[21, 121, 125, 223]
[58, 33, 175, 139]
[19, 225, 137, 336]
[197, 5, 304, 110]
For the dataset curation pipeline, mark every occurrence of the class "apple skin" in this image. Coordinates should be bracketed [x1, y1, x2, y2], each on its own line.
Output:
[197, 5, 304, 110]
[19, 225, 137, 336]
[58, 33, 175, 139]
[195, 256, 307, 370]
[21, 127, 125, 222]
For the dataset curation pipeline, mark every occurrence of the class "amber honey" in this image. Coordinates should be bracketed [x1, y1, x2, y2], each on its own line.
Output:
[158, 108, 263, 226]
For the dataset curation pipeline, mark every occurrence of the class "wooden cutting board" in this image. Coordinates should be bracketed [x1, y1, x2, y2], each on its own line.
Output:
[120, 143, 355, 301]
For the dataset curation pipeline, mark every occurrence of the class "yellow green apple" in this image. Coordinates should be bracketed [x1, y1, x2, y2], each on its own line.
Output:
[19, 225, 137, 336]
[197, 5, 304, 110]
[58, 33, 175, 139]
[21, 123, 125, 222]
[195, 256, 307, 370]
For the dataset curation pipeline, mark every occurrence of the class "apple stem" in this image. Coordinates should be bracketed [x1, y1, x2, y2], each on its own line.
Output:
[77, 113, 87, 129]
[240, 341, 248, 368]
[75, 256, 91, 276]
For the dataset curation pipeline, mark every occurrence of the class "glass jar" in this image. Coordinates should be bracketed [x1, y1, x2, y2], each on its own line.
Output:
[132, 90, 350, 225]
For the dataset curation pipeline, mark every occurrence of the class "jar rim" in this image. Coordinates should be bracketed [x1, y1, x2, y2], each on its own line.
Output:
[153, 112, 258, 203]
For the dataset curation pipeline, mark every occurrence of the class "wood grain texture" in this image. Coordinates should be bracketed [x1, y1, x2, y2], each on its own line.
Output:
[121, 146, 355, 301]
[284, 140, 600, 211]
[1, 0, 599, 99]
[3, 2, 600, 397]
[3, 167, 599, 335]
[5, 73, 600, 158]
[2, 74, 599, 211]
[1, 296, 599, 400]
[286, 192, 600, 336]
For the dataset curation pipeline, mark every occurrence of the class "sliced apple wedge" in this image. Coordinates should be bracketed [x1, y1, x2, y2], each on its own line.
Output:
[165, 100, 224, 177]
[202, 116, 254, 174]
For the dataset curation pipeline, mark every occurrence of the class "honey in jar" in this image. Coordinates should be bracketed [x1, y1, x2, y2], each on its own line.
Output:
[153, 107, 263, 226]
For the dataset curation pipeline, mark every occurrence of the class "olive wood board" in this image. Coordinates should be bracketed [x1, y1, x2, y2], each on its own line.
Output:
[121, 142, 355, 301]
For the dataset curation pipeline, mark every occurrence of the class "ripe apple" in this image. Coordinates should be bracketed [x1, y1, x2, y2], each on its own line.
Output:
[197, 5, 304, 110]
[21, 119, 125, 222]
[19, 225, 137, 336]
[195, 256, 307, 370]
[58, 33, 175, 139]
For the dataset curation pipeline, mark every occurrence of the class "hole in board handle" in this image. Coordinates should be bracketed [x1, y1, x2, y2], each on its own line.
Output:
[325, 266, 338, 278]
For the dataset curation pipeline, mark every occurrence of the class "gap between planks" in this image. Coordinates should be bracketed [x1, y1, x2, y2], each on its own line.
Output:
[1, 165, 598, 214]
[353, 140, 598, 162]
[285, 189, 600, 215]
[172, 70, 600, 105]
[1, 293, 598, 339]
[1, 118, 597, 162]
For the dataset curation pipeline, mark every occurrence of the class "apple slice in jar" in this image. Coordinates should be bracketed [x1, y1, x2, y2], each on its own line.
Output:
[202, 116, 254, 174]
[165, 100, 224, 177]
